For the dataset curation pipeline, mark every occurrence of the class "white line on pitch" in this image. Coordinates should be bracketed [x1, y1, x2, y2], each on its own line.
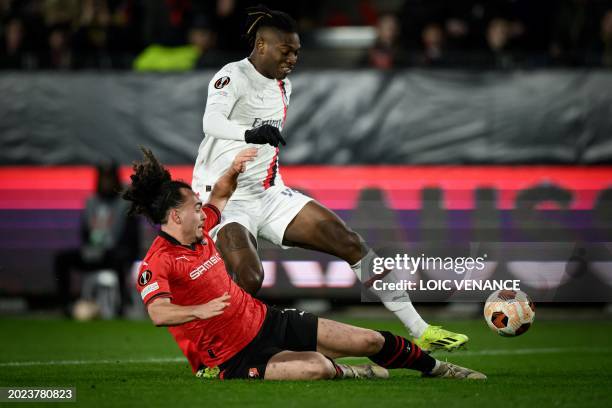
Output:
[1, 347, 610, 367]
[445, 347, 612, 356]
[0, 357, 186, 367]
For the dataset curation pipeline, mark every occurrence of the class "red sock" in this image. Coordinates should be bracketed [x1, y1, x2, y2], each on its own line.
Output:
[369, 331, 436, 373]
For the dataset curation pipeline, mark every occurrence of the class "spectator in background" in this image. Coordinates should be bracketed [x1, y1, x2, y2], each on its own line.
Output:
[363, 13, 404, 69]
[39, 22, 73, 69]
[0, 0, 48, 67]
[190, 14, 218, 69]
[443, 0, 484, 51]
[209, 0, 245, 52]
[142, 0, 192, 47]
[358, 0, 379, 26]
[399, 0, 445, 50]
[599, 8, 612, 67]
[487, 19, 510, 50]
[0, 16, 27, 68]
[550, 0, 604, 65]
[54, 162, 139, 317]
[418, 22, 447, 66]
[43, 0, 80, 27]
[3, 0, 612, 69]
[444, 13, 470, 51]
[73, 0, 112, 68]
[132, 13, 213, 72]
[442, 0, 529, 61]
[107, 0, 144, 68]
[200, 0, 318, 51]
[484, 18, 521, 68]
[323, 0, 379, 26]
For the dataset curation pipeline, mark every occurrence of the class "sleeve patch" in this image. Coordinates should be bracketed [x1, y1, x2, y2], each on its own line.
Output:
[214, 76, 231, 89]
[138, 270, 153, 286]
[141, 282, 160, 299]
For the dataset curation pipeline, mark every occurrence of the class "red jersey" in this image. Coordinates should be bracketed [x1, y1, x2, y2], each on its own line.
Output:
[136, 204, 267, 371]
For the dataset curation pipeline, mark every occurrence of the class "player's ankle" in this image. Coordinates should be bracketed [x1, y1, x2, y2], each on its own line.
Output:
[428, 360, 442, 375]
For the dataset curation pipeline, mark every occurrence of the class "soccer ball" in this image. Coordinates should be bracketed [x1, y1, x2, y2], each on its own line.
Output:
[483, 290, 535, 337]
[72, 299, 100, 321]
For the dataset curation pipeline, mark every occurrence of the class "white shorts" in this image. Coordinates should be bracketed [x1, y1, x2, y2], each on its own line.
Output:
[209, 185, 313, 249]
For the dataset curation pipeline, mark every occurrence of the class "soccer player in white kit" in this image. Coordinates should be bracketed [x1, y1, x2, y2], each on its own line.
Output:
[192, 5, 468, 352]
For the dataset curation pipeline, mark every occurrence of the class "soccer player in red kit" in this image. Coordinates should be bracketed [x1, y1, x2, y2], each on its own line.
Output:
[123, 147, 486, 380]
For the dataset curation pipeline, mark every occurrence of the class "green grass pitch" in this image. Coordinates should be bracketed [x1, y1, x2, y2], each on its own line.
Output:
[1, 317, 611, 407]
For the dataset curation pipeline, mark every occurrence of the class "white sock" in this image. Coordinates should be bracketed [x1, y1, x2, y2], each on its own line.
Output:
[351, 249, 429, 338]
[429, 360, 442, 375]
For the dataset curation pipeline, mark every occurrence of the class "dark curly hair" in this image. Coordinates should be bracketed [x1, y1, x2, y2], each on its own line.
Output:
[244, 4, 298, 47]
[122, 147, 192, 225]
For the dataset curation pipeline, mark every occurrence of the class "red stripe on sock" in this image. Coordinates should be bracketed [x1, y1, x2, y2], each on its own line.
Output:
[397, 345, 414, 368]
[385, 336, 405, 366]
[404, 343, 418, 366]
[333, 363, 343, 378]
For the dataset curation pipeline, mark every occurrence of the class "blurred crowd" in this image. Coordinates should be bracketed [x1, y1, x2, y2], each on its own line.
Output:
[1, 0, 612, 70]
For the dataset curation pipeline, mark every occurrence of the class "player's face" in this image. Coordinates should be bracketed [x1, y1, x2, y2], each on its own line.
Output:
[178, 189, 205, 243]
[264, 31, 300, 79]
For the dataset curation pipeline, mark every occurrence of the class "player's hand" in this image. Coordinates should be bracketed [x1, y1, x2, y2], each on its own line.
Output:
[244, 125, 286, 147]
[232, 147, 258, 174]
[194, 292, 230, 320]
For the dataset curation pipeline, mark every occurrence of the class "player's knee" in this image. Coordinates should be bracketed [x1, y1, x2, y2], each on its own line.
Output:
[304, 354, 335, 380]
[346, 230, 363, 255]
[217, 223, 257, 254]
[360, 330, 385, 355]
[314, 219, 364, 263]
[236, 264, 264, 295]
[337, 229, 364, 263]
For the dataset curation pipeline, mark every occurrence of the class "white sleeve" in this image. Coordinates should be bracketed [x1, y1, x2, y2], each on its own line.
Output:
[202, 70, 250, 142]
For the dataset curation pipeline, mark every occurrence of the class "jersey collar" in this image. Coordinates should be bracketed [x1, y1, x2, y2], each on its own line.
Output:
[244, 57, 277, 86]
[158, 230, 199, 251]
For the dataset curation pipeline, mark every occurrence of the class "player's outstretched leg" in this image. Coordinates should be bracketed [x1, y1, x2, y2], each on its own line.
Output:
[315, 318, 485, 380]
[264, 351, 388, 380]
[264, 351, 336, 380]
[369, 331, 485, 379]
[283, 201, 468, 351]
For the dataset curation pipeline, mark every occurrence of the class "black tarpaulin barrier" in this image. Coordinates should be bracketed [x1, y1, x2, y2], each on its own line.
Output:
[1, 70, 611, 165]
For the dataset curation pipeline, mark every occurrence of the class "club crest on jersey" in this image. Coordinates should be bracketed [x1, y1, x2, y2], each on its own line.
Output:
[214, 76, 230, 89]
[139, 270, 152, 286]
[248, 368, 260, 378]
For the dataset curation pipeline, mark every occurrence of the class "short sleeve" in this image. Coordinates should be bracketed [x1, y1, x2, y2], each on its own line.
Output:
[202, 203, 221, 232]
[137, 255, 173, 305]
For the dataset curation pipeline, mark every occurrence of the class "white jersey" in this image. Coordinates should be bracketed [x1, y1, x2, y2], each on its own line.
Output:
[192, 58, 291, 201]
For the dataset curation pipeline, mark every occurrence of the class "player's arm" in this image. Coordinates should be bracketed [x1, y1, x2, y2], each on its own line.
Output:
[206, 147, 258, 212]
[146, 293, 231, 327]
[203, 73, 285, 147]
